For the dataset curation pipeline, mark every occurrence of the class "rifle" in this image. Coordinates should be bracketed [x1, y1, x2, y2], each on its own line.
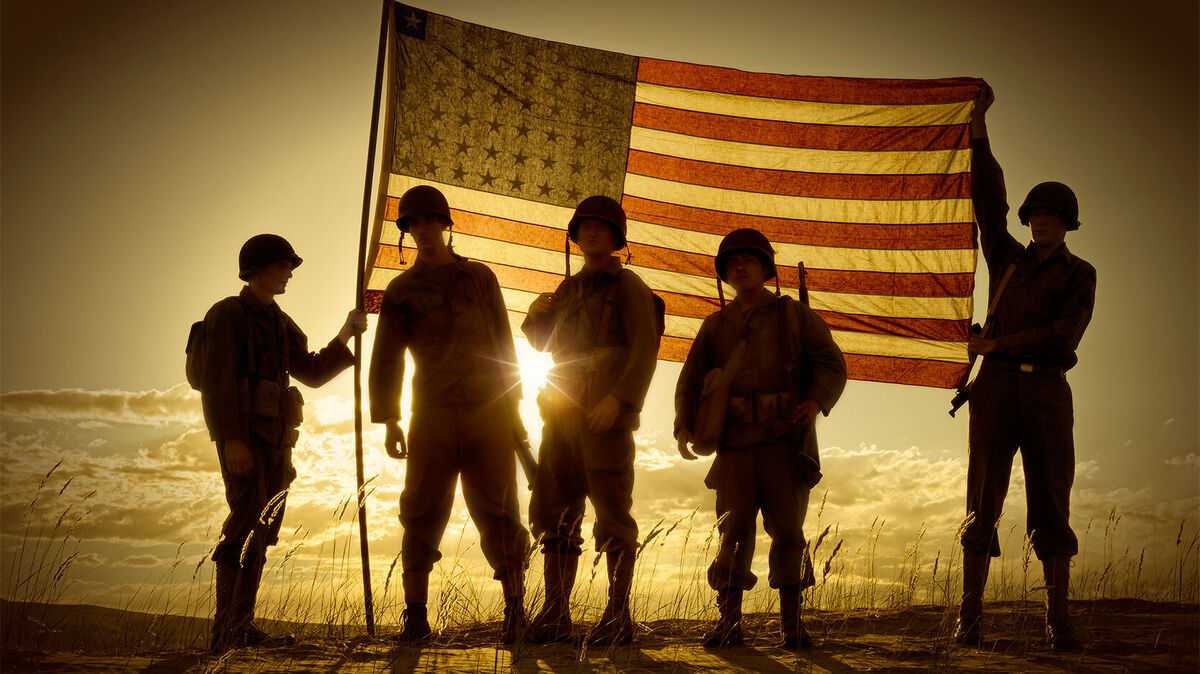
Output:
[948, 263, 1017, 417]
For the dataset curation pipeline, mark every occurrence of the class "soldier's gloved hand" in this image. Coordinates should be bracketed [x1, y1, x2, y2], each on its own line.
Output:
[791, 400, 822, 430]
[967, 335, 997, 357]
[676, 428, 698, 461]
[338, 309, 369, 344]
[384, 420, 408, 460]
[528, 293, 556, 317]
[224, 439, 256, 477]
[587, 395, 622, 434]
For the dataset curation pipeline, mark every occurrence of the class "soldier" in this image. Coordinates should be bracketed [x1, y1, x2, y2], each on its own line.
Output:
[675, 229, 846, 649]
[369, 185, 531, 643]
[197, 234, 366, 652]
[954, 84, 1095, 651]
[522, 196, 659, 646]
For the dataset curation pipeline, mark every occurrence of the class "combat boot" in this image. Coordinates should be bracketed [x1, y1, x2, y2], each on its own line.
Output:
[1043, 557, 1083, 651]
[210, 562, 238, 653]
[954, 550, 990, 645]
[528, 553, 576, 643]
[500, 596, 528, 644]
[701, 588, 744, 647]
[587, 550, 634, 646]
[779, 586, 812, 648]
[231, 556, 294, 648]
[397, 602, 433, 641]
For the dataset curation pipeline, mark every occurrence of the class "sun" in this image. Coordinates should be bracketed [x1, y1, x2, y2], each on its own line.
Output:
[514, 339, 554, 398]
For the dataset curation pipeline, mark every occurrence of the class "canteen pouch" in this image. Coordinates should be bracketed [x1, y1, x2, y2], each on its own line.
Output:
[250, 379, 283, 418]
[283, 386, 304, 429]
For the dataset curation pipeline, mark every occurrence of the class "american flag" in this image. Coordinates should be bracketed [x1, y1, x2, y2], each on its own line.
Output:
[364, 3, 981, 389]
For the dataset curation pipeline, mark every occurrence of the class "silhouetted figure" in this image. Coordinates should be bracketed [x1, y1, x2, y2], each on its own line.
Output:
[522, 196, 659, 646]
[675, 229, 846, 649]
[955, 84, 1095, 652]
[195, 234, 366, 652]
[369, 185, 531, 643]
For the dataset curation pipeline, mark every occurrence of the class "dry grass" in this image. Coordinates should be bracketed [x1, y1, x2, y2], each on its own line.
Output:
[2, 458, 1198, 666]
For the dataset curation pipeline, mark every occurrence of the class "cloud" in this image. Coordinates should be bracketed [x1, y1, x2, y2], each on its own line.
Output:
[114, 554, 166, 568]
[0, 384, 202, 426]
[1165, 453, 1199, 471]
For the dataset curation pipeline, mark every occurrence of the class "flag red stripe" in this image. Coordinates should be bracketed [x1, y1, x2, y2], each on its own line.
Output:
[633, 103, 971, 151]
[818, 311, 967, 342]
[386, 195, 975, 250]
[627, 150, 970, 201]
[637, 58, 982, 105]
[379, 211, 971, 297]
[373, 247, 967, 341]
[620, 196, 975, 250]
[844, 353, 966, 388]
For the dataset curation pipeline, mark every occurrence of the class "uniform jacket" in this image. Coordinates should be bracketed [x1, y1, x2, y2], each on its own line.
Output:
[522, 256, 658, 430]
[972, 138, 1096, 371]
[674, 291, 846, 480]
[199, 287, 353, 444]
[369, 254, 520, 421]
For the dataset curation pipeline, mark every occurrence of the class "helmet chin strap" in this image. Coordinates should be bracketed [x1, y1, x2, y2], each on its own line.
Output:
[564, 232, 571, 277]
[398, 230, 407, 265]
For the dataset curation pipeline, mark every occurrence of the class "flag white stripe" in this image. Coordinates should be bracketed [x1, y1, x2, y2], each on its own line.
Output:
[372, 232, 971, 320]
[635, 82, 974, 127]
[623, 174, 973, 225]
[386, 175, 975, 274]
[629, 126, 970, 175]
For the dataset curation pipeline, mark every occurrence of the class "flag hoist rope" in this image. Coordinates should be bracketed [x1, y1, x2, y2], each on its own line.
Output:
[351, 0, 391, 638]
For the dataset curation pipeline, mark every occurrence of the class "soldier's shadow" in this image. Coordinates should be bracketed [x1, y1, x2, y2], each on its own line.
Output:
[707, 644, 860, 673]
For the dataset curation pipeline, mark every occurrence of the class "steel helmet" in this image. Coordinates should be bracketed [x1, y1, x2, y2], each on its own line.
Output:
[238, 234, 302, 281]
[715, 228, 776, 281]
[1018, 181, 1080, 231]
[568, 195, 627, 250]
[396, 185, 452, 231]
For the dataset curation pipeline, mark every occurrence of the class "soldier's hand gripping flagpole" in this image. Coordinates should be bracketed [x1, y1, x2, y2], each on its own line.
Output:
[347, 0, 393, 638]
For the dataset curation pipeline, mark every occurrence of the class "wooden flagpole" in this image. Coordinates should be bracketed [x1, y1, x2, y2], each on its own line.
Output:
[351, 0, 391, 638]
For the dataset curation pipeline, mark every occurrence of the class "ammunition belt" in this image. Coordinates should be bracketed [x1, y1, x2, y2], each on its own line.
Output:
[728, 391, 798, 425]
[981, 359, 1065, 378]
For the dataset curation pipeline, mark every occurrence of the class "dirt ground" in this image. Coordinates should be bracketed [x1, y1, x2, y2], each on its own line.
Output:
[2, 599, 1197, 672]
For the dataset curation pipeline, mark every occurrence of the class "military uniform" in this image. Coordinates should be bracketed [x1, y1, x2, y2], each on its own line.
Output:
[522, 257, 658, 563]
[369, 254, 530, 602]
[675, 291, 845, 594]
[200, 286, 353, 646]
[963, 138, 1097, 561]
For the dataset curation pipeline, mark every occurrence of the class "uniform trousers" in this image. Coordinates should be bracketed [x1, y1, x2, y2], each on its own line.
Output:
[705, 442, 815, 592]
[529, 407, 638, 559]
[963, 367, 1078, 560]
[400, 402, 530, 600]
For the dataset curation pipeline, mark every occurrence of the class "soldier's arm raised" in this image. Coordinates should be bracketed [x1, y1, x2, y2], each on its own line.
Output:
[970, 84, 1024, 273]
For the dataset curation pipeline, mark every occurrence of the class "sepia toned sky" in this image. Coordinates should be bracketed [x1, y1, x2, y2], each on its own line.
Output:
[2, 0, 1197, 617]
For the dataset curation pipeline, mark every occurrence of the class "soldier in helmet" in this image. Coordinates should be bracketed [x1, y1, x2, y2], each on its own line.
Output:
[953, 84, 1095, 651]
[369, 185, 531, 643]
[675, 228, 846, 649]
[521, 195, 659, 646]
[197, 234, 367, 652]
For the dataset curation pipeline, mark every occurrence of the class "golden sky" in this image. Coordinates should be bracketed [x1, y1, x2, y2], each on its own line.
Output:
[2, 0, 1197, 618]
